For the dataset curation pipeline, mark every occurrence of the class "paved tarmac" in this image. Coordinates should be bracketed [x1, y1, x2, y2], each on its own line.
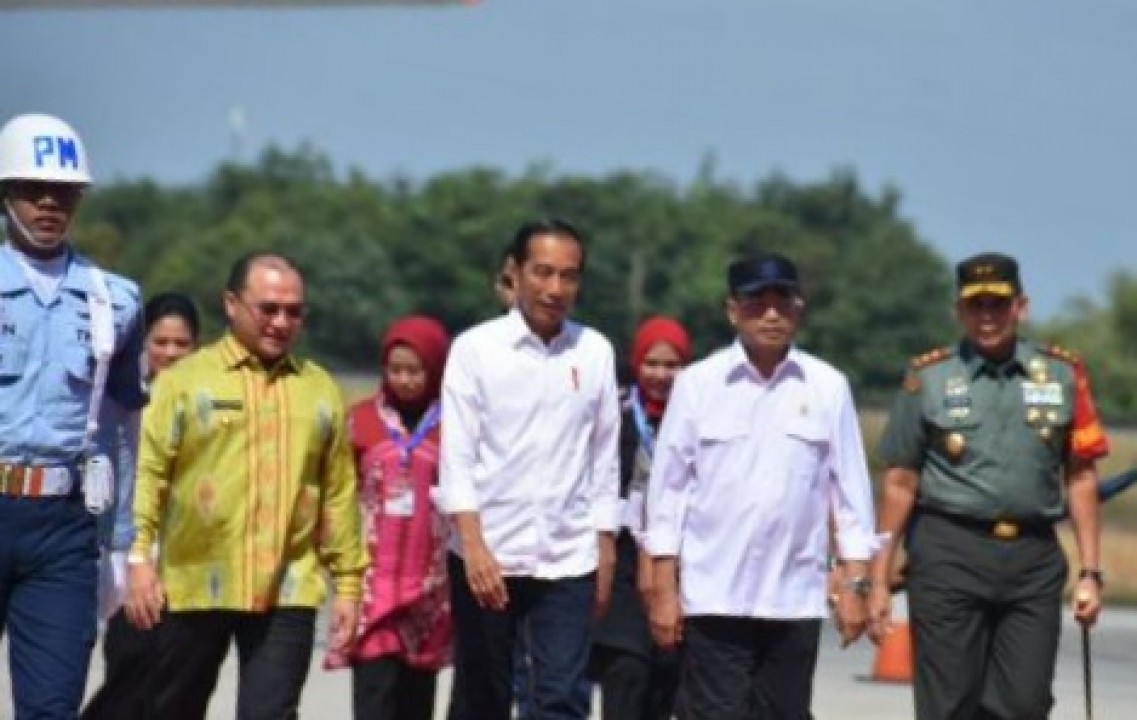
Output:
[2, 606, 1133, 718]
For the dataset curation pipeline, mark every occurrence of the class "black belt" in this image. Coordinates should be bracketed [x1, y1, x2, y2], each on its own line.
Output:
[918, 508, 1053, 540]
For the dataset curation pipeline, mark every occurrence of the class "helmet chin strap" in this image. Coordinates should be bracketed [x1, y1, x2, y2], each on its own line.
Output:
[3, 196, 68, 252]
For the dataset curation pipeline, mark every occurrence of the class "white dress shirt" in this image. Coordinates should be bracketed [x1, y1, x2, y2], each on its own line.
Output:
[439, 309, 622, 580]
[645, 342, 876, 619]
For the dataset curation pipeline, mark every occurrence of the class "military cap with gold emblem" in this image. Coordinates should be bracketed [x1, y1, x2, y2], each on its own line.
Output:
[956, 252, 1022, 299]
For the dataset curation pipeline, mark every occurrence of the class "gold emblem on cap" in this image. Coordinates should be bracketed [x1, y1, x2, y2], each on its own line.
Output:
[944, 432, 966, 460]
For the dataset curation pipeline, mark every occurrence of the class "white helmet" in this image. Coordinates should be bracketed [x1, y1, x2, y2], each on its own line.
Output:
[0, 113, 92, 185]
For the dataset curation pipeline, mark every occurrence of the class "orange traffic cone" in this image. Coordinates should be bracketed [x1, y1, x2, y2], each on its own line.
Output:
[870, 620, 913, 683]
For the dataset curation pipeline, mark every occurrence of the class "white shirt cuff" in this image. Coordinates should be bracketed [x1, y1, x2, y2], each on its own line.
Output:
[593, 498, 622, 533]
[836, 527, 879, 561]
[439, 483, 478, 515]
[645, 530, 680, 557]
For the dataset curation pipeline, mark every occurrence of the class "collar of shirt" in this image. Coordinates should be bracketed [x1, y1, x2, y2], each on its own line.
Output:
[724, 341, 807, 386]
[959, 338, 1031, 379]
[0, 242, 90, 293]
[0, 243, 23, 291]
[217, 333, 302, 375]
[501, 307, 580, 351]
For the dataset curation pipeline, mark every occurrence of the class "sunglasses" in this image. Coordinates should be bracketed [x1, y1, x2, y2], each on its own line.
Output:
[962, 296, 1014, 312]
[238, 296, 306, 320]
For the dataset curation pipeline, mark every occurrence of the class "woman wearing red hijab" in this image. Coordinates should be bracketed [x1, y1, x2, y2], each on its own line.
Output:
[590, 316, 692, 720]
[326, 316, 453, 720]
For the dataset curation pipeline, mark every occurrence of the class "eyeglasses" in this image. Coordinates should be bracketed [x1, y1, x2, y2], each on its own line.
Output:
[734, 293, 800, 316]
[237, 296, 306, 321]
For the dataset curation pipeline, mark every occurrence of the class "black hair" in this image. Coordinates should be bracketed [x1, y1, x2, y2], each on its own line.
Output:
[496, 243, 515, 290]
[506, 218, 587, 270]
[144, 292, 200, 340]
[225, 251, 303, 293]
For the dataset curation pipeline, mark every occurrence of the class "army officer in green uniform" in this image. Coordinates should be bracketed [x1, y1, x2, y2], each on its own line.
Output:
[867, 252, 1108, 720]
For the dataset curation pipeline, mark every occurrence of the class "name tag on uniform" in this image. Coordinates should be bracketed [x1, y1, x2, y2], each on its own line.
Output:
[1022, 381, 1063, 406]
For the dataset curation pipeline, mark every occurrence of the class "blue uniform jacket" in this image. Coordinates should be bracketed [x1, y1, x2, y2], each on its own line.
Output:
[0, 242, 145, 550]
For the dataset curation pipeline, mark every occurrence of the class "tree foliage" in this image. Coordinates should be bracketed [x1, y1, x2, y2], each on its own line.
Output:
[74, 146, 957, 400]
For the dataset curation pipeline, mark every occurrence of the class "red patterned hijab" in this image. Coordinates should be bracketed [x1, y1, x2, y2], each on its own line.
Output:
[630, 316, 692, 419]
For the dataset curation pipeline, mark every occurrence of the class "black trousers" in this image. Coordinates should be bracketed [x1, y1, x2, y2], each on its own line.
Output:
[81, 610, 158, 720]
[680, 615, 821, 720]
[352, 655, 437, 720]
[591, 644, 679, 720]
[145, 608, 317, 720]
[907, 512, 1068, 720]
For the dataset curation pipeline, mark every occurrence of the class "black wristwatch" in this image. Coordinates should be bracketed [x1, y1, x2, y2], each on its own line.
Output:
[841, 576, 872, 599]
[1078, 568, 1105, 589]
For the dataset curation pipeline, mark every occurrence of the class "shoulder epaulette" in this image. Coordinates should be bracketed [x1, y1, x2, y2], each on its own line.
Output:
[909, 346, 954, 371]
[1040, 343, 1081, 365]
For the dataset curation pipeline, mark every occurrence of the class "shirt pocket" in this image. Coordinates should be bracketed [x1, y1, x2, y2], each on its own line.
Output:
[695, 421, 749, 485]
[52, 347, 96, 413]
[0, 339, 29, 384]
[926, 412, 983, 465]
[783, 417, 829, 481]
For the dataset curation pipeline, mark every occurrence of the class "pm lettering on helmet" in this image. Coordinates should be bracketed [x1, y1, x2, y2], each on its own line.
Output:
[33, 135, 80, 170]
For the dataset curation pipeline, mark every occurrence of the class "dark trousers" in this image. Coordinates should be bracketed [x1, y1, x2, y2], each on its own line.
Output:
[81, 610, 157, 720]
[680, 615, 821, 720]
[448, 553, 594, 720]
[591, 644, 679, 720]
[146, 607, 317, 720]
[0, 495, 99, 720]
[907, 512, 1067, 720]
[352, 655, 437, 720]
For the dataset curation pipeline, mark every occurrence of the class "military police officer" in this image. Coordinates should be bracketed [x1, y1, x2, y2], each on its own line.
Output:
[0, 113, 145, 718]
[867, 252, 1107, 720]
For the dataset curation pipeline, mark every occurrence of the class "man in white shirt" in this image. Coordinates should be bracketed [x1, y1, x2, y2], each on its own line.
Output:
[645, 253, 877, 720]
[440, 219, 620, 720]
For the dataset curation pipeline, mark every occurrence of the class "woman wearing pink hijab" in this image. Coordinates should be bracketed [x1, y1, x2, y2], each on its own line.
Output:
[326, 316, 453, 720]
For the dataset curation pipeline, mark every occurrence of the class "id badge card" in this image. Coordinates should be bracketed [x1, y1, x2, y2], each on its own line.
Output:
[83, 454, 114, 515]
[383, 472, 415, 518]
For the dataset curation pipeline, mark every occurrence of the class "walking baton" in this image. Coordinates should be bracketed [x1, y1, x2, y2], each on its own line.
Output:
[1078, 588, 1093, 720]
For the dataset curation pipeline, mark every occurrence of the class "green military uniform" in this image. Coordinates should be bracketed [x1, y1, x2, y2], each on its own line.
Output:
[878, 253, 1108, 720]
[882, 339, 1079, 525]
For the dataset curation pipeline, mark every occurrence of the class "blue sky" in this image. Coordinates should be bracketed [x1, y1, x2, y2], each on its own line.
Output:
[3, 0, 1135, 319]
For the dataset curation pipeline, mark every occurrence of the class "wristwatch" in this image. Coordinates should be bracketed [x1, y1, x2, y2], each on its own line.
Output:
[1078, 568, 1105, 588]
[842, 576, 872, 598]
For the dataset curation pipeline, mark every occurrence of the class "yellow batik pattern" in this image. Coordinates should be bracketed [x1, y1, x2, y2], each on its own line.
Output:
[133, 334, 366, 612]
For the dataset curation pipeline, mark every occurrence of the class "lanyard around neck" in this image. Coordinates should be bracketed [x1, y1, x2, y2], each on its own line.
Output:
[383, 400, 441, 469]
[629, 386, 656, 458]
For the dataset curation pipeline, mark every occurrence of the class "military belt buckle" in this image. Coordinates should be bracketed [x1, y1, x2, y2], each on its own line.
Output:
[992, 520, 1019, 540]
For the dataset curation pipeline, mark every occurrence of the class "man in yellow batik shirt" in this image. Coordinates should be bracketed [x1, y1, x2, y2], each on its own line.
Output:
[123, 251, 367, 720]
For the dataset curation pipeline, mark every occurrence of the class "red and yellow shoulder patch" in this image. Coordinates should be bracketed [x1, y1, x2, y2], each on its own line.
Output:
[1039, 343, 1082, 365]
[903, 346, 953, 393]
[909, 346, 953, 371]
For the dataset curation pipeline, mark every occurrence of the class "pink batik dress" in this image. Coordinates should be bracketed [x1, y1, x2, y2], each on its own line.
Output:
[324, 395, 452, 671]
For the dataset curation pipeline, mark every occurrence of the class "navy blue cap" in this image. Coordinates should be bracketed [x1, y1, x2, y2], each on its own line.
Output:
[728, 253, 800, 296]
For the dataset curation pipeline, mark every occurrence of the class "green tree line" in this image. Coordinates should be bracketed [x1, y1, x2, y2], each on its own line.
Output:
[70, 146, 1135, 419]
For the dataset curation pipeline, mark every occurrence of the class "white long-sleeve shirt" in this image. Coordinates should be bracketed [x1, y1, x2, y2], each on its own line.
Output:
[439, 309, 622, 580]
[645, 342, 876, 619]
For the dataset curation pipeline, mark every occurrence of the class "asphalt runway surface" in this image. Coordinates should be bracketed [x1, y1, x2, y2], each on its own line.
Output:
[2, 606, 1133, 718]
